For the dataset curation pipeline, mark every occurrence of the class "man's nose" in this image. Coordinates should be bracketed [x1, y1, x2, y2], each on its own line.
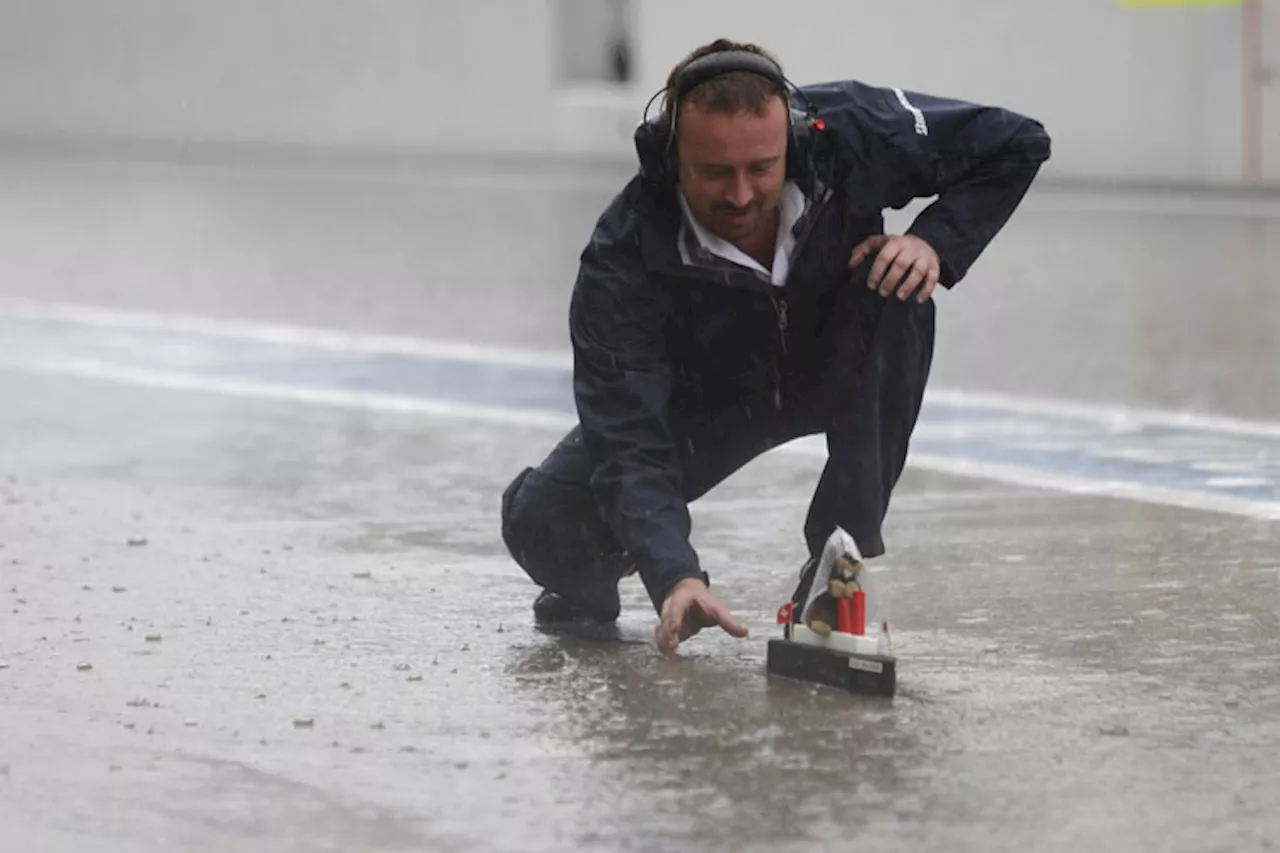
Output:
[725, 173, 752, 208]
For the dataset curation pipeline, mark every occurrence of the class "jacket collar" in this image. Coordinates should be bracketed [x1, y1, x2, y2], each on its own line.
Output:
[634, 179, 832, 294]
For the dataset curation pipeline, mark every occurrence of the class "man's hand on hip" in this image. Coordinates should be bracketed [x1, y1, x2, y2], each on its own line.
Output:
[656, 577, 749, 656]
[849, 234, 941, 304]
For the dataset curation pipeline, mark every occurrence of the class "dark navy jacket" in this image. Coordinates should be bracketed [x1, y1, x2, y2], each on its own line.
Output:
[568, 80, 1051, 608]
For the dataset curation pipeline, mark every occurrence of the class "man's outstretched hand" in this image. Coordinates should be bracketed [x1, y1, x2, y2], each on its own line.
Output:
[656, 577, 749, 656]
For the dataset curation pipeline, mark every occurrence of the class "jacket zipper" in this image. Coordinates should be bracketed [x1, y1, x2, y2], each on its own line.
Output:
[770, 291, 789, 409]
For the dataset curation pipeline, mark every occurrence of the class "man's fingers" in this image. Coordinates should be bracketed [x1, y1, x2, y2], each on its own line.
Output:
[656, 621, 679, 656]
[718, 611, 750, 639]
[657, 593, 749, 655]
[868, 243, 902, 293]
[702, 599, 750, 639]
[917, 265, 941, 303]
[849, 235, 886, 269]
[879, 251, 916, 297]
[656, 603, 685, 656]
[895, 256, 931, 301]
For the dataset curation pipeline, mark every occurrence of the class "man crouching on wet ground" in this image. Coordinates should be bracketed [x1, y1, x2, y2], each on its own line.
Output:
[500, 38, 1050, 656]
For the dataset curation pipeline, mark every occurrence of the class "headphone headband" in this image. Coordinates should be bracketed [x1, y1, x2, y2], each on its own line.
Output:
[670, 50, 788, 106]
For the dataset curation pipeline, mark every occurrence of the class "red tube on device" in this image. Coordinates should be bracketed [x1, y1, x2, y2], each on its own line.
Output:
[836, 596, 855, 634]
[851, 590, 866, 635]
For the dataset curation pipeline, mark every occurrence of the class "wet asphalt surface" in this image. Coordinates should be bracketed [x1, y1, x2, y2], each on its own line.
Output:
[1, 155, 1279, 851]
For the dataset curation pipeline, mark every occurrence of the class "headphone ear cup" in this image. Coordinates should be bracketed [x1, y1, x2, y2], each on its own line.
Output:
[787, 107, 835, 196]
[635, 116, 674, 186]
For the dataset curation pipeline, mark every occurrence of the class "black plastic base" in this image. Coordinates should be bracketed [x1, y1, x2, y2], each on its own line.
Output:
[766, 638, 896, 697]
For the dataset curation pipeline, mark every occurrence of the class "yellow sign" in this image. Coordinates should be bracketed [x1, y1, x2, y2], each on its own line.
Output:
[1121, 0, 1243, 6]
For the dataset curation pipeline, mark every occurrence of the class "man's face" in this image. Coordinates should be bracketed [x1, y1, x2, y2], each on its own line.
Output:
[675, 96, 788, 245]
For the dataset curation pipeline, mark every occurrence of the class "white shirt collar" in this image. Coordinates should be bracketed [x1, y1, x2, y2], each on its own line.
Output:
[677, 181, 807, 287]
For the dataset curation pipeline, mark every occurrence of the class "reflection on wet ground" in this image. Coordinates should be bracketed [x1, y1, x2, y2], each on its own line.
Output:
[1, 370, 1276, 852]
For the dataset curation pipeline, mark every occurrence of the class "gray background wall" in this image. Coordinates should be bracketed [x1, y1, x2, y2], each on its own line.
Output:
[0, 0, 1276, 185]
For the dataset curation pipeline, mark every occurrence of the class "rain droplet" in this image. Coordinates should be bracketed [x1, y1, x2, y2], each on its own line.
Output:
[126, 538, 148, 548]
[76, 663, 93, 672]
[293, 718, 315, 729]
[145, 633, 162, 643]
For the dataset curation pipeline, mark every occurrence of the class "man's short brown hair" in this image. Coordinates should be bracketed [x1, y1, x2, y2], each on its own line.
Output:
[662, 38, 788, 127]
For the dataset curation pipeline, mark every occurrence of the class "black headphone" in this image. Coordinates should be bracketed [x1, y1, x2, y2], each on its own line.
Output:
[633, 50, 834, 197]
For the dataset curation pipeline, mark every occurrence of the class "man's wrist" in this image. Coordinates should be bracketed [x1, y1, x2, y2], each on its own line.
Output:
[641, 566, 709, 614]
[663, 576, 708, 602]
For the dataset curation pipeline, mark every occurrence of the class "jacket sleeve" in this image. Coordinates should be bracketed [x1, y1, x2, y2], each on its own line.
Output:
[569, 217, 706, 612]
[809, 81, 1051, 287]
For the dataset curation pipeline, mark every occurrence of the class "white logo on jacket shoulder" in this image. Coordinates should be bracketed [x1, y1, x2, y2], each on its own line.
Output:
[893, 88, 929, 136]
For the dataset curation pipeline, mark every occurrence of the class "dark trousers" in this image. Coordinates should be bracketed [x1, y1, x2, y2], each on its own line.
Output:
[500, 295, 935, 615]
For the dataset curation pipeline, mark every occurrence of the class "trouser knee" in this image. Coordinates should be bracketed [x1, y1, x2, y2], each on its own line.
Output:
[499, 461, 624, 599]
[500, 466, 537, 568]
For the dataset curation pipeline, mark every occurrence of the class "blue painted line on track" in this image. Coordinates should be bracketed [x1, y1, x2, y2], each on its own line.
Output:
[1, 308, 1277, 513]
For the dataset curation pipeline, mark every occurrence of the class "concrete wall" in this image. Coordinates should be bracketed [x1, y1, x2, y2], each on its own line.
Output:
[633, 0, 1251, 186]
[0, 0, 556, 154]
[0, 0, 1268, 186]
